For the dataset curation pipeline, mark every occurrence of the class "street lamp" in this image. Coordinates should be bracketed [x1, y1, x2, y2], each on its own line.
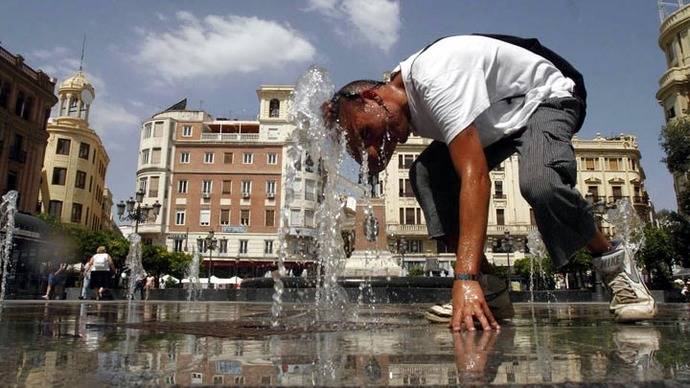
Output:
[198, 230, 218, 287]
[116, 190, 161, 234]
[501, 231, 514, 288]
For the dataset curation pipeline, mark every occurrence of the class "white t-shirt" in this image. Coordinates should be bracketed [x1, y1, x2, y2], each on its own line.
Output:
[394, 35, 575, 146]
[92, 253, 110, 271]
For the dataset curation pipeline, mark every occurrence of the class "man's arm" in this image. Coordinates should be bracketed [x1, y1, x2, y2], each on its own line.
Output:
[447, 123, 499, 331]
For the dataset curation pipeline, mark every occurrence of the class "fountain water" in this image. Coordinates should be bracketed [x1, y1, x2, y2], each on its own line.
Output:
[526, 229, 556, 303]
[607, 198, 645, 256]
[125, 233, 145, 300]
[0, 191, 18, 302]
[185, 250, 202, 302]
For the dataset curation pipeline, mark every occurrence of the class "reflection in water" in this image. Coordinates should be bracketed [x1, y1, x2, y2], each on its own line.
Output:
[0, 302, 688, 386]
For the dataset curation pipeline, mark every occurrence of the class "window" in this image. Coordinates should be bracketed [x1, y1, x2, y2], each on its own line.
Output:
[141, 149, 150, 164]
[584, 157, 597, 171]
[666, 106, 676, 121]
[269, 98, 280, 117]
[530, 208, 536, 225]
[180, 152, 190, 163]
[56, 138, 71, 155]
[0, 78, 10, 109]
[153, 121, 163, 137]
[219, 239, 227, 254]
[240, 209, 250, 226]
[494, 181, 504, 198]
[148, 176, 160, 197]
[612, 185, 623, 199]
[191, 373, 203, 385]
[71, 203, 83, 223]
[608, 158, 621, 171]
[305, 179, 315, 201]
[630, 159, 637, 171]
[177, 180, 188, 194]
[264, 240, 273, 254]
[173, 239, 184, 252]
[290, 208, 302, 226]
[261, 376, 272, 385]
[239, 240, 248, 254]
[182, 125, 192, 137]
[587, 186, 599, 200]
[204, 152, 214, 164]
[75, 170, 86, 189]
[265, 209, 275, 227]
[399, 178, 414, 197]
[266, 180, 276, 197]
[6, 170, 17, 191]
[241, 181, 251, 196]
[305, 155, 314, 172]
[398, 154, 415, 169]
[139, 177, 147, 194]
[222, 180, 232, 194]
[407, 239, 423, 253]
[199, 209, 211, 226]
[202, 180, 212, 194]
[175, 210, 186, 225]
[151, 148, 161, 164]
[79, 143, 90, 159]
[496, 209, 505, 225]
[220, 209, 230, 225]
[267, 153, 278, 165]
[52, 167, 67, 185]
[48, 200, 62, 218]
[243, 153, 253, 164]
[142, 123, 152, 138]
[405, 207, 415, 225]
[221, 151, 233, 164]
[399, 207, 422, 225]
[667, 42, 678, 66]
[305, 209, 315, 227]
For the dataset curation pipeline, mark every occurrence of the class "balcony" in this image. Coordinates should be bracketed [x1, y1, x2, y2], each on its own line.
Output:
[486, 224, 536, 235]
[386, 224, 427, 236]
[607, 195, 625, 204]
[200, 133, 259, 142]
[9, 148, 26, 163]
[493, 193, 507, 200]
[584, 195, 604, 203]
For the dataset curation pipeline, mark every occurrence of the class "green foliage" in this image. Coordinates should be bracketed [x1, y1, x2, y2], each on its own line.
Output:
[660, 118, 690, 174]
[638, 225, 675, 289]
[561, 248, 593, 274]
[658, 210, 690, 268]
[513, 255, 554, 288]
[407, 265, 425, 277]
[142, 244, 192, 279]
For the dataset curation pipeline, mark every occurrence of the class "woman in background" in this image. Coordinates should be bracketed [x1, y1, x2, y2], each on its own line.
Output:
[85, 246, 115, 300]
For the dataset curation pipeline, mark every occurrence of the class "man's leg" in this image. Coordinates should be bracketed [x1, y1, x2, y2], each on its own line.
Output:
[516, 97, 655, 321]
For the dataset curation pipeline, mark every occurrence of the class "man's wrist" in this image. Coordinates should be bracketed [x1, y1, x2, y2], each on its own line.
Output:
[454, 273, 479, 281]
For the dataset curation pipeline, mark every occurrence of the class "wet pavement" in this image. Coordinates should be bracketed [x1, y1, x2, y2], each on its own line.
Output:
[0, 301, 689, 386]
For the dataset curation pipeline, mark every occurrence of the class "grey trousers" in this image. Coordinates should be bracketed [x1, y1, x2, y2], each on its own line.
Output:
[409, 97, 597, 268]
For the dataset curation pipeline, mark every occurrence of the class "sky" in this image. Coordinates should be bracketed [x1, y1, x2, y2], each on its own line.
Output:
[0, 0, 679, 211]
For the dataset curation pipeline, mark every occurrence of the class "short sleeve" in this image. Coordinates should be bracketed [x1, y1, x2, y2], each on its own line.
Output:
[418, 68, 490, 144]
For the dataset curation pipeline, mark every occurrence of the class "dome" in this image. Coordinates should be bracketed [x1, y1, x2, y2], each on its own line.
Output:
[59, 71, 95, 95]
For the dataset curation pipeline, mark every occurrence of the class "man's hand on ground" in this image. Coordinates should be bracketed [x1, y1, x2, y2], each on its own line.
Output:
[452, 330, 497, 374]
[450, 280, 500, 332]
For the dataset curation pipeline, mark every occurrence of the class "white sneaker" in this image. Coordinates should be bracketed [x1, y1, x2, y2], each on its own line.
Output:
[593, 244, 656, 322]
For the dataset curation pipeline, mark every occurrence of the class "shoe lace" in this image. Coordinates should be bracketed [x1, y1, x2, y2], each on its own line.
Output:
[609, 273, 640, 304]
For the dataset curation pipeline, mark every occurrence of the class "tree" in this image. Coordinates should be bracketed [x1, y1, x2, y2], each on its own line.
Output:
[142, 244, 191, 279]
[513, 255, 554, 289]
[660, 118, 690, 174]
[408, 265, 425, 277]
[657, 210, 690, 268]
[638, 225, 675, 289]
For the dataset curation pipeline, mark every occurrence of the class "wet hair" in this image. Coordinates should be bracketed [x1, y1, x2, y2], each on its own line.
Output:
[96, 246, 107, 254]
[323, 79, 385, 127]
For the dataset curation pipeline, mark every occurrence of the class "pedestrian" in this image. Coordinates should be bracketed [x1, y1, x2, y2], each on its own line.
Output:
[42, 262, 67, 300]
[85, 246, 115, 301]
[144, 274, 156, 301]
[132, 271, 146, 300]
[79, 259, 91, 300]
[324, 34, 656, 331]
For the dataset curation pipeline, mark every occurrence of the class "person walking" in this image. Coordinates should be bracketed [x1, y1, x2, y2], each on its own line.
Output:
[324, 34, 656, 331]
[85, 246, 115, 301]
[144, 274, 156, 301]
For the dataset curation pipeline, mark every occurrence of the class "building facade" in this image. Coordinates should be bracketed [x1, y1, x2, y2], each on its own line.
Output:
[382, 133, 652, 271]
[0, 45, 58, 213]
[40, 71, 112, 230]
[657, 2, 690, 213]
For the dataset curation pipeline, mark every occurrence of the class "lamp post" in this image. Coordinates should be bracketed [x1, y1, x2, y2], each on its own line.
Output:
[116, 190, 161, 234]
[197, 231, 218, 287]
[501, 231, 514, 288]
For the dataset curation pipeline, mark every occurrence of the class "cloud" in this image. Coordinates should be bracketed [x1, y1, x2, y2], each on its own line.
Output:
[306, 0, 400, 52]
[132, 11, 316, 82]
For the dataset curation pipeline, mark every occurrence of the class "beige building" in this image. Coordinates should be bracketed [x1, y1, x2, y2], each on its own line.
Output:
[657, 2, 690, 213]
[382, 133, 652, 271]
[40, 71, 112, 230]
[0, 45, 58, 213]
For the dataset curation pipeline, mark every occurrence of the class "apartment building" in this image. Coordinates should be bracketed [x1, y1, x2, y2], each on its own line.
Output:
[658, 3, 690, 213]
[383, 133, 652, 270]
[0, 45, 58, 213]
[40, 71, 112, 230]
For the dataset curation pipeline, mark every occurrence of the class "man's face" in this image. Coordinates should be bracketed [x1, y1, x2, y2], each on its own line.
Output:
[339, 96, 408, 173]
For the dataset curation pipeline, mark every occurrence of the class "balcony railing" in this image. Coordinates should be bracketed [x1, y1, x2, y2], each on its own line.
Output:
[486, 224, 536, 234]
[200, 133, 259, 142]
[584, 195, 604, 203]
[386, 224, 427, 235]
[493, 193, 506, 199]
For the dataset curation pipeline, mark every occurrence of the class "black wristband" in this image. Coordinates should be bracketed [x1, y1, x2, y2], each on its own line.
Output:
[454, 273, 479, 281]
